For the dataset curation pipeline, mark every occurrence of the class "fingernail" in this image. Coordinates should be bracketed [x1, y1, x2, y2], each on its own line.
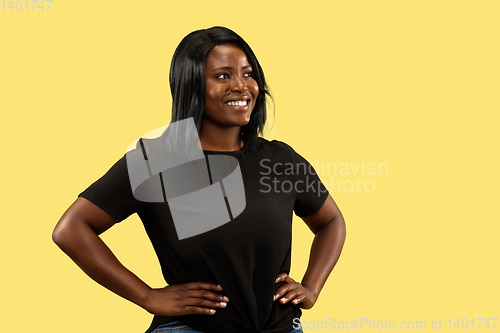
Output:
[223, 296, 229, 302]
[281, 298, 286, 303]
[220, 302, 227, 307]
[210, 309, 216, 314]
[273, 295, 277, 301]
[217, 284, 222, 289]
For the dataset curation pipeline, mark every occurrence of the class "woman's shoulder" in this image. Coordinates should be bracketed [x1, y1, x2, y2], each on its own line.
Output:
[257, 137, 297, 153]
[253, 137, 302, 161]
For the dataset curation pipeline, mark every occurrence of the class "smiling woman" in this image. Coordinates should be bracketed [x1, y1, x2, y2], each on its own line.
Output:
[52, 26, 346, 333]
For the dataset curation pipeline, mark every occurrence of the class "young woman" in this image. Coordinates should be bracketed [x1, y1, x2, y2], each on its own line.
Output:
[53, 26, 346, 333]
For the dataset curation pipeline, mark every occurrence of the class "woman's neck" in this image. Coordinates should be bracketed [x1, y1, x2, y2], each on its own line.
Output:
[198, 126, 243, 151]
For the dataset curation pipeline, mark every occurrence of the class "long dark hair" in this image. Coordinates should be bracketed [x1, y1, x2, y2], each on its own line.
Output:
[169, 26, 273, 152]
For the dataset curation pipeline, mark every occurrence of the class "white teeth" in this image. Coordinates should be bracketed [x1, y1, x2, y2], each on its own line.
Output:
[226, 100, 248, 106]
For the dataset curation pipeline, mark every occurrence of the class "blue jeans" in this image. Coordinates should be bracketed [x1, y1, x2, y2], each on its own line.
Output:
[151, 319, 304, 333]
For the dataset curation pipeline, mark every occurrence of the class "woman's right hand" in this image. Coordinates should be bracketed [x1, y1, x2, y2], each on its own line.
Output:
[53, 198, 229, 318]
[143, 282, 229, 316]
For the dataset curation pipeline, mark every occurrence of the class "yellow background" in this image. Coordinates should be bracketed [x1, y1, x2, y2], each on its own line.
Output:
[1, 1, 499, 332]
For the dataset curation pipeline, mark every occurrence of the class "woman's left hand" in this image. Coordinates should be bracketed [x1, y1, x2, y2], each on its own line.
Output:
[273, 273, 318, 309]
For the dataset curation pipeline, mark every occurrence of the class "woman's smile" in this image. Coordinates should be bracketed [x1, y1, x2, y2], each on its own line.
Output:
[224, 99, 251, 111]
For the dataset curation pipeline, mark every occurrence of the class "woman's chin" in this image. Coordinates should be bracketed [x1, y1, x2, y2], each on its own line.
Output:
[231, 114, 251, 127]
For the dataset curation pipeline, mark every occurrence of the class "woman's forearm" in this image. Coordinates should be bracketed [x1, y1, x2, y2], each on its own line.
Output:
[300, 216, 346, 300]
[53, 220, 152, 309]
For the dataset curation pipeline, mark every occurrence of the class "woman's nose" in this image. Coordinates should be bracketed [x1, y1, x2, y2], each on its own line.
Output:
[230, 76, 248, 93]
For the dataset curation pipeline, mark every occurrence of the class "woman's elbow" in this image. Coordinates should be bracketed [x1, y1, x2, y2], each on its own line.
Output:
[52, 217, 77, 249]
[52, 221, 66, 247]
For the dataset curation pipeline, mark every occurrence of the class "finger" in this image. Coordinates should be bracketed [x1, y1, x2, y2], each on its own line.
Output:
[187, 281, 223, 291]
[275, 272, 288, 283]
[181, 305, 217, 315]
[273, 284, 292, 301]
[190, 289, 230, 302]
[291, 294, 307, 305]
[186, 297, 228, 309]
[279, 289, 302, 304]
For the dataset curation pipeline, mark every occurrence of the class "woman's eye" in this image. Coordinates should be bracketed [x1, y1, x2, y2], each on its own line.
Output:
[216, 73, 229, 79]
[244, 72, 253, 77]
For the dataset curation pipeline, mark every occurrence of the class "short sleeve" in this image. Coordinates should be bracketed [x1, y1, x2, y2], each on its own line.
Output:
[275, 141, 330, 217]
[78, 154, 148, 222]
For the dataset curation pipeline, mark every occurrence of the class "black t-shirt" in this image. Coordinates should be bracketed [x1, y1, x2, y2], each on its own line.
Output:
[79, 137, 329, 333]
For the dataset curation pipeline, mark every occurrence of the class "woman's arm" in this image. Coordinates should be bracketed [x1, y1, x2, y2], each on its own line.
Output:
[274, 194, 346, 309]
[53, 197, 229, 316]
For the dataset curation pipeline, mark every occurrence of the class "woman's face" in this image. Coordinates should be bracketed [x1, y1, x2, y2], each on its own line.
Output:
[203, 43, 259, 129]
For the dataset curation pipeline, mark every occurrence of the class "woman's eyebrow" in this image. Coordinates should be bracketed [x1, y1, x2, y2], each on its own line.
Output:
[212, 65, 252, 72]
